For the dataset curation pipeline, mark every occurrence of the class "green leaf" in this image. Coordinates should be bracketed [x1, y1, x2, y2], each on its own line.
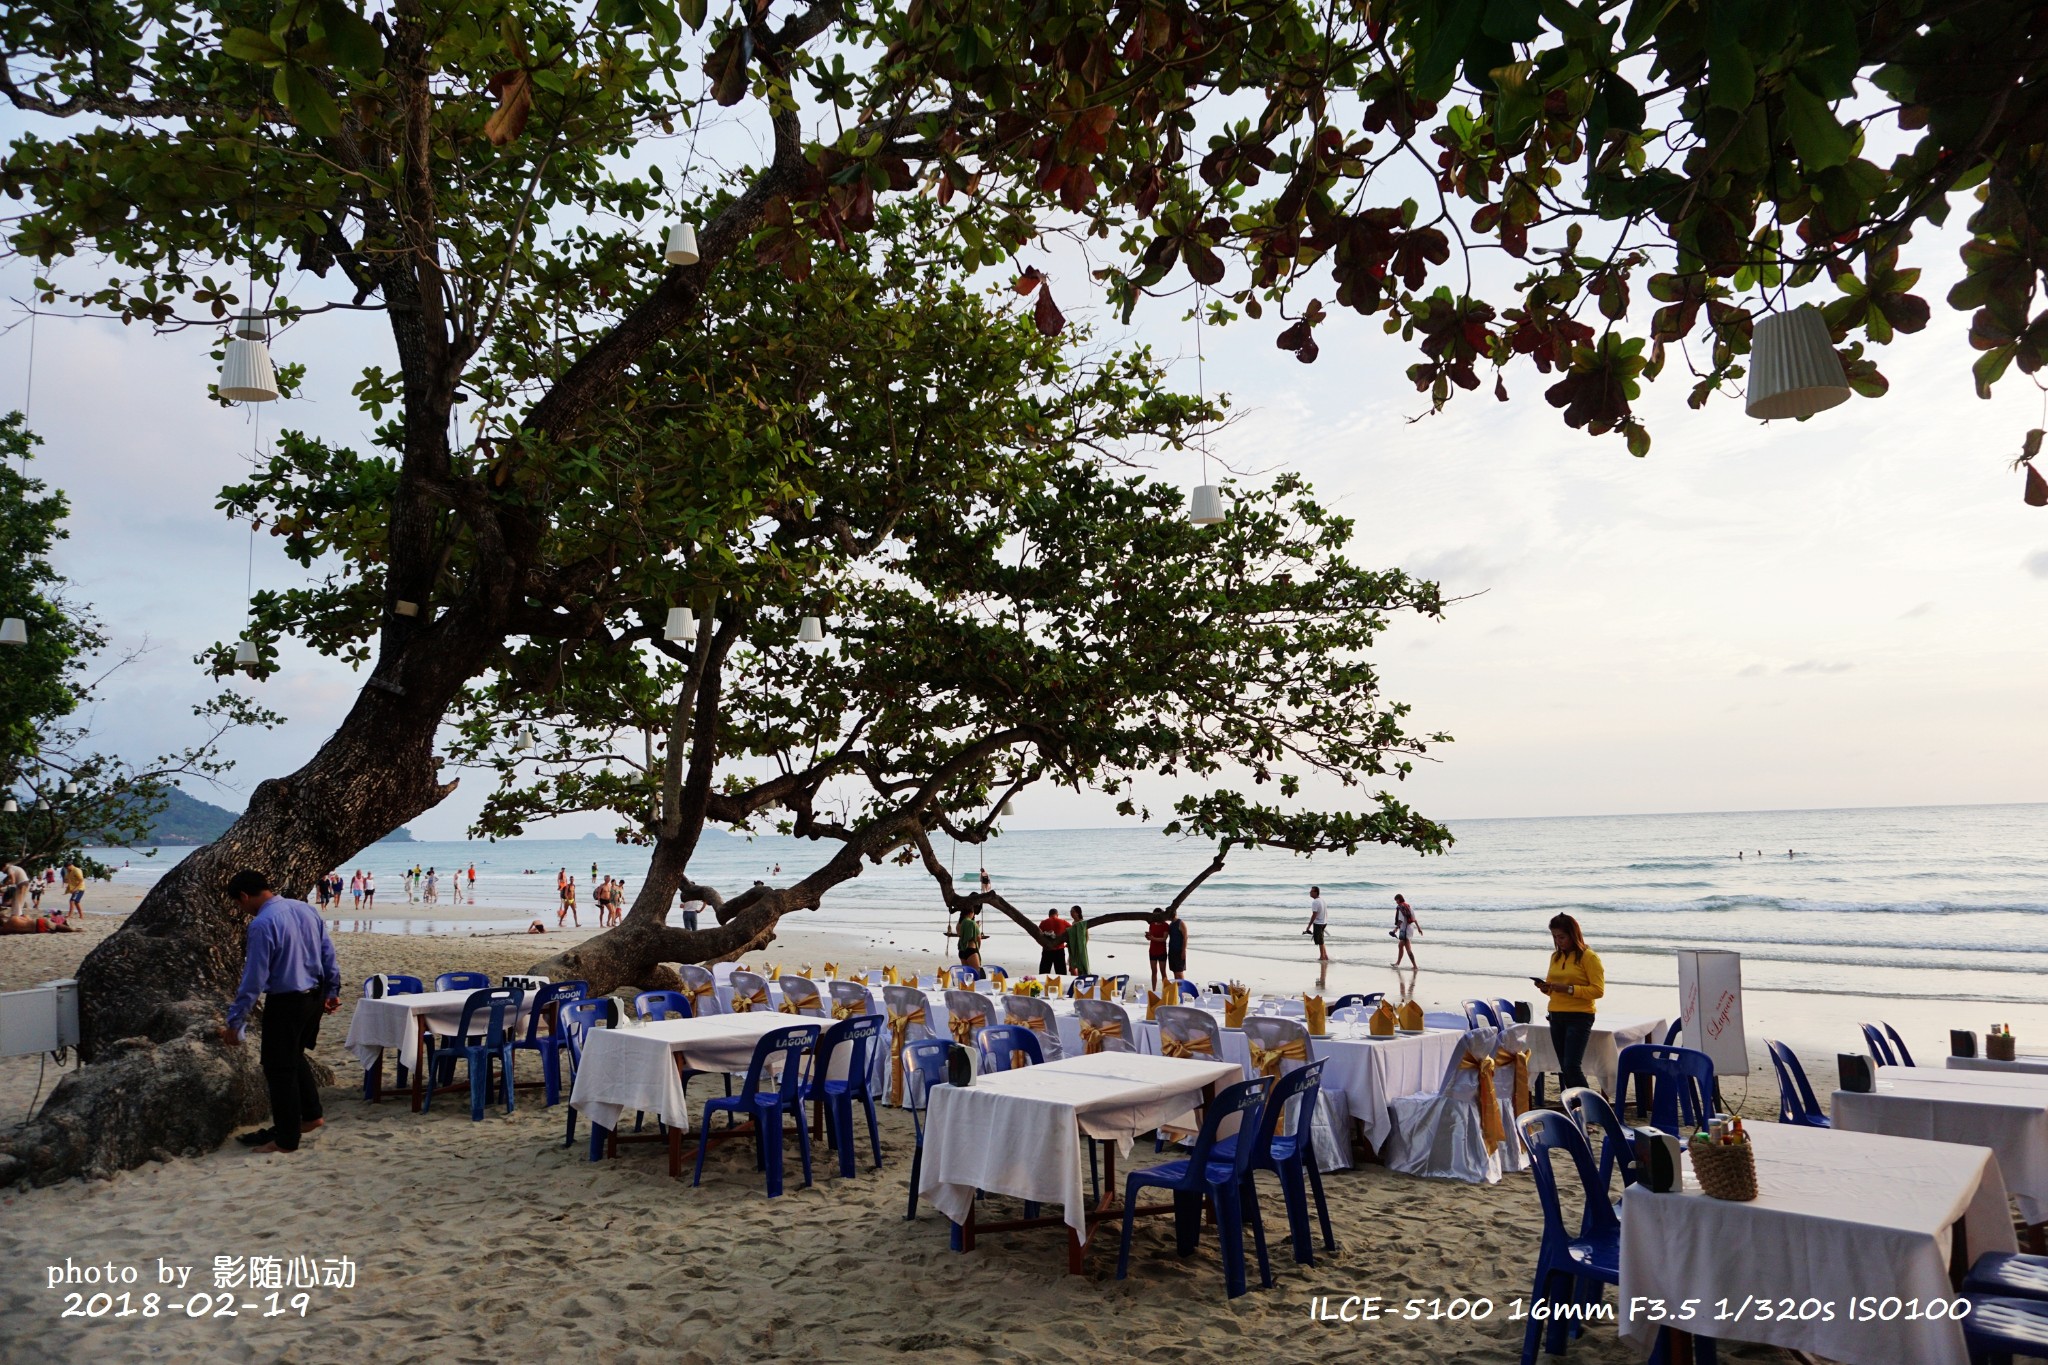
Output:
[1706, 35, 1755, 111]
[223, 27, 286, 64]
[640, 0, 682, 47]
[316, 2, 383, 71]
[1780, 75, 1854, 170]
[678, 0, 708, 30]
[1481, 0, 1542, 43]
[276, 64, 343, 137]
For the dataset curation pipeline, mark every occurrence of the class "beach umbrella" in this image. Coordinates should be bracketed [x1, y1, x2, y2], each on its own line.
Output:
[664, 605, 696, 642]
[1188, 484, 1225, 526]
[663, 223, 700, 266]
[219, 337, 279, 403]
[1745, 304, 1850, 420]
[797, 615, 825, 645]
[0, 617, 25, 645]
[232, 639, 259, 673]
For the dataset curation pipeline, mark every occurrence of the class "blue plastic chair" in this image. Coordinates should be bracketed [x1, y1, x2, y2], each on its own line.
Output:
[1493, 997, 1521, 1026]
[803, 1014, 884, 1180]
[1116, 1075, 1274, 1299]
[946, 965, 978, 989]
[977, 1024, 1044, 1074]
[424, 987, 524, 1120]
[557, 997, 617, 1153]
[985, 965, 1008, 982]
[1560, 1086, 1639, 1195]
[902, 1037, 954, 1219]
[1463, 999, 1502, 1029]
[1331, 992, 1382, 1012]
[635, 989, 692, 1021]
[1174, 978, 1199, 1002]
[1663, 1019, 1684, 1046]
[435, 971, 490, 992]
[1214, 1058, 1334, 1265]
[691, 1023, 820, 1197]
[1963, 1295, 2048, 1360]
[1965, 1251, 2048, 1301]
[1884, 1023, 1916, 1067]
[1860, 1023, 1900, 1067]
[1517, 1110, 1652, 1365]
[1764, 1040, 1831, 1128]
[505, 980, 587, 1107]
[1613, 1043, 1717, 1133]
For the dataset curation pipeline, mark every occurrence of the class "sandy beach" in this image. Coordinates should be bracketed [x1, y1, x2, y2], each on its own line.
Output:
[0, 890, 2013, 1364]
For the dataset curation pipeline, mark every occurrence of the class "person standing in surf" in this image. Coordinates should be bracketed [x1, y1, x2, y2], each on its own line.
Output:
[1305, 886, 1330, 963]
[1391, 893, 1421, 969]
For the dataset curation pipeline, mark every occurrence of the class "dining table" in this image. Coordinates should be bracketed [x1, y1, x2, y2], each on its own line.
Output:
[918, 1051, 1241, 1273]
[1525, 1014, 1669, 1094]
[343, 987, 539, 1111]
[1834, 1065, 2048, 1223]
[1616, 1122, 2014, 1365]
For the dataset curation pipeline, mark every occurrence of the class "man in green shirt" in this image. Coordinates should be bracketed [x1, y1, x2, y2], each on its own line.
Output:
[1065, 904, 1089, 976]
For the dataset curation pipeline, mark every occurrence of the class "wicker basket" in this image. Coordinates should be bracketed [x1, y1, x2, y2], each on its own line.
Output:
[1989, 1033, 2018, 1062]
[1691, 1138, 1759, 1201]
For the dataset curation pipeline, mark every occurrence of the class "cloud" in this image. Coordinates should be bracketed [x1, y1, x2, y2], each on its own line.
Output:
[1737, 663, 1767, 677]
[1782, 660, 1854, 675]
[2026, 551, 2048, 579]
[1898, 601, 1936, 619]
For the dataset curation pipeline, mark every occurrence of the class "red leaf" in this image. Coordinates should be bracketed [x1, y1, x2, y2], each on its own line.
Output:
[1033, 283, 1066, 337]
[1013, 266, 1043, 296]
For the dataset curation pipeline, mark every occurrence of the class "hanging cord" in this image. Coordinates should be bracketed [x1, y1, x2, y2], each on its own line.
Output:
[1193, 286, 1211, 485]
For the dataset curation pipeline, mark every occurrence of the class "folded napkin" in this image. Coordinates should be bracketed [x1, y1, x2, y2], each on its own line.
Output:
[1398, 998, 1425, 1031]
[799, 963, 811, 978]
[883, 965, 899, 985]
[1046, 976, 1062, 998]
[823, 961, 838, 979]
[1144, 989, 1162, 1022]
[766, 963, 780, 981]
[1223, 983, 1251, 1029]
[1369, 1000, 1397, 1036]
[1304, 994, 1328, 1034]
[1098, 978, 1114, 1001]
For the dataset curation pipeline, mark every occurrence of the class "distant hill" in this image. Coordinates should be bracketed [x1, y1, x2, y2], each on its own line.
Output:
[140, 786, 414, 845]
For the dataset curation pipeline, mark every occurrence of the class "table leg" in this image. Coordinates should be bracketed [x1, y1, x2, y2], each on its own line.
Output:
[410, 1019, 427, 1112]
[1656, 1327, 1697, 1365]
[668, 1125, 683, 1179]
[1067, 1225, 1085, 1275]
[367, 1051, 384, 1103]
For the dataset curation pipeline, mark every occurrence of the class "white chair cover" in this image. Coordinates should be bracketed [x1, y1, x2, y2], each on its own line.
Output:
[1000, 995, 1064, 1061]
[942, 989, 991, 1043]
[728, 970, 772, 1012]
[883, 984, 940, 1108]
[1241, 1015, 1353, 1171]
[1381, 1026, 1504, 1183]
[1072, 998, 1134, 1054]
[1493, 1021, 1534, 1174]
[677, 963, 724, 1015]
[777, 976, 826, 1017]
[1156, 1005, 1224, 1058]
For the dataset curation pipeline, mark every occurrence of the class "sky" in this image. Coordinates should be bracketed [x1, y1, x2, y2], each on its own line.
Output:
[4, 82, 2045, 840]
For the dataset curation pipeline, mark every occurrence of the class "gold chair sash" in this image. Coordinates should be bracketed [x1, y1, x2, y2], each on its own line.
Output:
[949, 1011, 984, 1047]
[1079, 1019, 1122, 1055]
[887, 1004, 928, 1105]
[1460, 1052, 1505, 1152]
[732, 987, 768, 1014]
[831, 999, 862, 1021]
[1495, 1046, 1532, 1118]
[1249, 1036, 1309, 1078]
[1160, 1032, 1215, 1060]
[683, 979, 717, 1013]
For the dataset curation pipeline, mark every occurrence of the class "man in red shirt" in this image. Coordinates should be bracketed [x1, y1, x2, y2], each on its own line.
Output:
[1037, 907, 1070, 974]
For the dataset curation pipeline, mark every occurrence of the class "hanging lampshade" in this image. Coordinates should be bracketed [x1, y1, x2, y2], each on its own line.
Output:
[1, 799, 14, 813]
[1745, 304, 1851, 420]
[232, 307, 267, 341]
[0, 617, 25, 645]
[393, 599, 420, 618]
[663, 605, 697, 641]
[515, 726, 536, 754]
[797, 615, 825, 644]
[232, 639, 259, 673]
[664, 223, 700, 266]
[219, 337, 279, 403]
[62, 780, 79, 795]
[999, 799, 1015, 816]
[1188, 484, 1225, 525]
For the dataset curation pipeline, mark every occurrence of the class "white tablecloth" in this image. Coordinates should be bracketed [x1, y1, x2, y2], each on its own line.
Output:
[1617, 1123, 2014, 1364]
[1949, 1054, 2048, 1078]
[1526, 1015, 1668, 1092]
[1836, 1070, 2048, 1222]
[918, 1053, 1241, 1245]
[568, 1013, 808, 1135]
[343, 989, 535, 1074]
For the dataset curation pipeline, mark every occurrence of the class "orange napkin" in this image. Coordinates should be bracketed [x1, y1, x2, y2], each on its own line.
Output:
[1144, 989, 1162, 1022]
[1304, 994, 1328, 1034]
[1370, 1001, 1397, 1036]
[1223, 983, 1251, 1029]
[1398, 998, 1425, 1031]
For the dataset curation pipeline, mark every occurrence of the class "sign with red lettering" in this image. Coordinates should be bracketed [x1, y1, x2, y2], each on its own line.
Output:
[1676, 949, 1748, 1075]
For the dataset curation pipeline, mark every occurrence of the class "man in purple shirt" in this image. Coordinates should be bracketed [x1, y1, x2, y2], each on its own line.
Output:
[218, 869, 341, 1154]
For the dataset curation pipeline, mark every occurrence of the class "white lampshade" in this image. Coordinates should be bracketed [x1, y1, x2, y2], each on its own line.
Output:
[664, 223, 700, 266]
[1189, 484, 1225, 525]
[1746, 304, 1851, 420]
[1, 799, 14, 813]
[796, 615, 825, 644]
[232, 307, 267, 341]
[999, 799, 1015, 816]
[232, 639, 259, 672]
[62, 780, 79, 795]
[0, 617, 25, 645]
[515, 726, 535, 753]
[219, 338, 279, 403]
[663, 606, 697, 641]
[393, 600, 420, 618]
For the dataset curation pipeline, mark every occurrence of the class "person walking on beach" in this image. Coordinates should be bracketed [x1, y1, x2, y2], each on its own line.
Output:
[558, 876, 578, 928]
[1166, 905, 1189, 983]
[954, 904, 983, 972]
[1146, 908, 1171, 992]
[64, 861, 85, 915]
[1037, 906, 1070, 974]
[1391, 893, 1421, 969]
[218, 869, 339, 1155]
[1065, 905, 1090, 976]
[1533, 911, 1604, 1092]
[1305, 886, 1330, 963]
[350, 870, 363, 910]
[361, 870, 376, 910]
[466, 864, 476, 899]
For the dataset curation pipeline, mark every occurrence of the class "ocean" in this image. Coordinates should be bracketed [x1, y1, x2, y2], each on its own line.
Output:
[96, 801, 2048, 1007]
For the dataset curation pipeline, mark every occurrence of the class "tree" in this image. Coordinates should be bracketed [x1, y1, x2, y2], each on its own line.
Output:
[1, 0, 2035, 1180]
[0, 413, 278, 881]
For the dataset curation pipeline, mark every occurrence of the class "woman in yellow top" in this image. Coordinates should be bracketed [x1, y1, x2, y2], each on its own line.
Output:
[1532, 912, 1604, 1091]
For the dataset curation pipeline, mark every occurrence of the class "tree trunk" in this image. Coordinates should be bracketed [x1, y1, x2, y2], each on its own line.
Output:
[0, 672, 456, 1185]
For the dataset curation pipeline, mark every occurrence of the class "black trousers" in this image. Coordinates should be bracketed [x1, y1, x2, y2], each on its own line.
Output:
[1548, 1011, 1596, 1093]
[260, 989, 326, 1150]
[1038, 946, 1068, 974]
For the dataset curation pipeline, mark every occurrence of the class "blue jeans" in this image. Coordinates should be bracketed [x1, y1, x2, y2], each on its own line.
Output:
[1548, 1011, 1595, 1092]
